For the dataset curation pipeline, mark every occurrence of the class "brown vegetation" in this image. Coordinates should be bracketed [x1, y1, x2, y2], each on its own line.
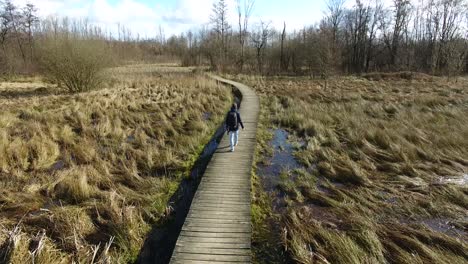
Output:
[37, 36, 112, 93]
[242, 74, 468, 263]
[0, 65, 231, 263]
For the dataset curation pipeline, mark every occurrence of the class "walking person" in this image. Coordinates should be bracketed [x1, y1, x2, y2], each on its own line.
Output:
[225, 103, 244, 152]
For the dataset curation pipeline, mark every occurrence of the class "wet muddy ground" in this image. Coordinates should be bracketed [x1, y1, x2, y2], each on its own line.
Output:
[255, 127, 468, 248]
[256, 129, 304, 209]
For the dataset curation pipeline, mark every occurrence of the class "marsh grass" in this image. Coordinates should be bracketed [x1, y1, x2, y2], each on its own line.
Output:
[241, 74, 468, 263]
[0, 65, 231, 263]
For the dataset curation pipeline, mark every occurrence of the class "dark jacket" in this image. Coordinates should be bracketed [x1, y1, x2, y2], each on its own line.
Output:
[225, 109, 244, 132]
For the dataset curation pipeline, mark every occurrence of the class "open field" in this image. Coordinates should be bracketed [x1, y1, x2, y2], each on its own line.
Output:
[0, 65, 231, 263]
[237, 74, 468, 263]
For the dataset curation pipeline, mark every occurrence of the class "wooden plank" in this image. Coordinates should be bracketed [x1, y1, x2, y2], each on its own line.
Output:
[194, 192, 250, 198]
[194, 196, 250, 202]
[195, 191, 249, 196]
[184, 220, 250, 227]
[177, 236, 251, 244]
[200, 180, 250, 184]
[200, 179, 250, 183]
[198, 183, 250, 188]
[184, 222, 251, 229]
[171, 260, 249, 264]
[171, 253, 250, 262]
[190, 200, 251, 206]
[191, 200, 250, 206]
[188, 213, 250, 220]
[190, 205, 250, 211]
[182, 224, 252, 233]
[195, 190, 250, 195]
[180, 231, 251, 239]
[174, 247, 250, 256]
[194, 194, 250, 200]
[188, 213, 249, 221]
[189, 205, 251, 212]
[182, 226, 251, 233]
[197, 184, 250, 189]
[175, 241, 251, 250]
[194, 189, 250, 195]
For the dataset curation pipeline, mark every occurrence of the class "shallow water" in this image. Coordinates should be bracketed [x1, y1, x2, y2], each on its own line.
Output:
[257, 129, 302, 192]
[421, 218, 467, 239]
[253, 128, 300, 264]
[202, 111, 212, 121]
[434, 174, 468, 186]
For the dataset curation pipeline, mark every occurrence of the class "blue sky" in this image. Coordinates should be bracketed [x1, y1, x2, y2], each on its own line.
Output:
[10, 0, 338, 37]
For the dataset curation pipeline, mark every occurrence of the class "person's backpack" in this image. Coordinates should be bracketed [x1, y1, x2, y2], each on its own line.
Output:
[226, 111, 238, 130]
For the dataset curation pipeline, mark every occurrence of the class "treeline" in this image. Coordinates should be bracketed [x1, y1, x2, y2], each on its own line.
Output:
[0, 0, 173, 77]
[170, 0, 468, 77]
[1, 0, 467, 79]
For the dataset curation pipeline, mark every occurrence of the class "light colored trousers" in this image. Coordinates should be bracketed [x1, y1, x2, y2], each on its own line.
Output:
[229, 130, 239, 150]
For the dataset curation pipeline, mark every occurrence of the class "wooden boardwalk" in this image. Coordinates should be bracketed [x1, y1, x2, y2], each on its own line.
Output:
[169, 77, 259, 264]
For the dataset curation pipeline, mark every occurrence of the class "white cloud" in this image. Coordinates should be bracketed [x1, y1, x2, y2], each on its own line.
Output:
[343, 0, 396, 9]
[89, 0, 160, 37]
[8, 0, 348, 38]
[11, 0, 161, 38]
[9, 0, 77, 18]
[90, 0, 158, 24]
[163, 0, 214, 24]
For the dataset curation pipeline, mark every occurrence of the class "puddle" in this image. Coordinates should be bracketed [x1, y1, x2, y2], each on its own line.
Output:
[377, 190, 398, 204]
[257, 129, 302, 192]
[50, 160, 65, 171]
[303, 203, 343, 229]
[202, 112, 212, 121]
[421, 218, 467, 239]
[433, 174, 468, 186]
[137, 124, 225, 264]
[127, 135, 136, 143]
[398, 217, 467, 240]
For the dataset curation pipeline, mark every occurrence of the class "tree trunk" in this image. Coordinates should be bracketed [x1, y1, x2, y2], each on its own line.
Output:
[280, 22, 286, 71]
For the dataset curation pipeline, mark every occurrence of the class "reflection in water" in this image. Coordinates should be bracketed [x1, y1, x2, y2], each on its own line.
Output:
[421, 218, 467, 238]
[257, 129, 301, 192]
[434, 174, 468, 186]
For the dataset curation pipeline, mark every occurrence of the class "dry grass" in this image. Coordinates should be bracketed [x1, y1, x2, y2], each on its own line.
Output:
[237, 74, 468, 263]
[0, 65, 231, 263]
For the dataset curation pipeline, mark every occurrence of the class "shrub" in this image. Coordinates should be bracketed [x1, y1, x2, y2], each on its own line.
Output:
[37, 35, 111, 93]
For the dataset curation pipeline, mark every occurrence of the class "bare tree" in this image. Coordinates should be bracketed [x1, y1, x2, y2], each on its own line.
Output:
[366, 0, 383, 72]
[211, 0, 231, 69]
[3, 0, 26, 62]
[437, 0, 465, 74]
[251, 21, 270, 74]
[386, 0, 412, 67]
[343, 0, 371, 73]
[280, 22, 287, 71]
[158, 24, 165, 45]
[0, 0, 10, 53]
[22, 3, 38, 61]
[237, 0, 254, 71]
[326, 0, 346, 43]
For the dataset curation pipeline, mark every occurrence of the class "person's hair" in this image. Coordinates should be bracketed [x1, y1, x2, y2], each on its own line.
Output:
[231, 103, 238, 110]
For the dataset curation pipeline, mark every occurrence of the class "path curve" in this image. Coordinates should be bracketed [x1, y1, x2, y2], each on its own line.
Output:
[169, 76, 259, 263]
